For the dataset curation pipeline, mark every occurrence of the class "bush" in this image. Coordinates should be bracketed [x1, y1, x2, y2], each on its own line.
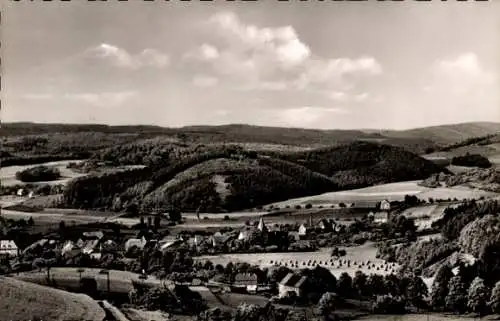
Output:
[15, 165, 61, 182]
[451, 153, 491, 168]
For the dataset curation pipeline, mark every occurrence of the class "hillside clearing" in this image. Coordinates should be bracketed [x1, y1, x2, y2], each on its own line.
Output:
[0, 277, 105, 321]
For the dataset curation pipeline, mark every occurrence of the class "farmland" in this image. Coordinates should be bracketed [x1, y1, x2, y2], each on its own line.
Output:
[0, 160, 86, 187]
[195, 242, 399, 278]
[0, 277, 105, 321]
[267, 181, 498, 209]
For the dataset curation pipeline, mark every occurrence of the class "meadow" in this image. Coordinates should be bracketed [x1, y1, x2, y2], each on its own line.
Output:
[0, 277, 105, 321]
[195, 242, 399, 278]
[268, 181, 499, 209]
[0, 160, 86, 187]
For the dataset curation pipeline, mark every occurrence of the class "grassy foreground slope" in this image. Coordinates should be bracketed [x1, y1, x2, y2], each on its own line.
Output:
[63, 141, 446, 213]
[0, 277, 105, 321]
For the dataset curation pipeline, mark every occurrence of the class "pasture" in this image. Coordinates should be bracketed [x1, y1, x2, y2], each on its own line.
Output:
[0, 160, 86, 187]
[0, 277, 105, 321]
[268, 180, 499, 209]
[359, 314, 478, 321]
[195, 242, 399, 278]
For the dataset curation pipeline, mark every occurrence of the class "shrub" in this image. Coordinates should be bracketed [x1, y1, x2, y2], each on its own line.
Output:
[15, 165, 61, 182]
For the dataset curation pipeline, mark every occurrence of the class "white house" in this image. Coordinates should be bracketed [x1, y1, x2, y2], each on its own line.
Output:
[16, 189, 25, 197]
[125, 236, 147, 252]
[28, 191, 35, 198]
[278, 273, 310, 298]
[298, 224, 309, 237]
[0, 240, 18, 257]
[61, 240, 80, 257]
[380, 200, 391, 211]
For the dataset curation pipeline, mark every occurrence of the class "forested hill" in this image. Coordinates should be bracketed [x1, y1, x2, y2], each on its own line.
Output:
[63, 141, 446, 213]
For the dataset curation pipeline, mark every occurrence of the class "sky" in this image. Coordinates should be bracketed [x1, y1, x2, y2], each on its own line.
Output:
[2, 0, 499, 130]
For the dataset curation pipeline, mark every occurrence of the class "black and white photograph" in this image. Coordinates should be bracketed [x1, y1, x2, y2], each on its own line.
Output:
[1, 0, 500, 320]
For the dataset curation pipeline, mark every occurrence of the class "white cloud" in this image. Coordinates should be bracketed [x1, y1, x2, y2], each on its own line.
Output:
[421, 53, 499, 122]
[22, 93, 54, 100]
[279, 106, 349, 127]
[186, 11, 382, 95]
[63, 91, 137, 108]
[209, 11, 311, 68]
[192, 75, 219, 87]
[84, 43, 169, 69]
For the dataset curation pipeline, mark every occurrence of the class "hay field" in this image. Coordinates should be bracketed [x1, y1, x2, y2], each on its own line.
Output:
[359, 314, 478, 321]
[0, 277, 105, 321]
[0, 160, 86, 187]
[269, 181, 498, 209]
[195, 242, 399, 278]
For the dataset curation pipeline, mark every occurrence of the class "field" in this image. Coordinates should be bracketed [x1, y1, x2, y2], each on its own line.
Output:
[0, 277, 105, 321]
[0, 160, 86, 187]
[195, 242, 399, 278]
[268, 181, 499, 209]
[359, 314, 480, 321]
[400, 204, 450, 231]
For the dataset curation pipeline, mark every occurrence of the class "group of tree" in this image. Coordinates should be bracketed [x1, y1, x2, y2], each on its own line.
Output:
[15, 165, 61, 182]
[451, 153, 492, 168]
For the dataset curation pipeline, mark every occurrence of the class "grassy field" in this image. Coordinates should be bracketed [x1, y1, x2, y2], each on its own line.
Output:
[195, 242, 399, 278]
[268, 181, 499, 209]
[401, 204, 450, 231]
[358, 314, 481, 321]
[0, 277, 105, 321]
[0, 160, 86, 187]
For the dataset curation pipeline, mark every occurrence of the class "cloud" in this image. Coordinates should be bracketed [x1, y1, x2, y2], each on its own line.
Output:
[209, 11, 311, 68]
[185, 11, 382, 97]
[421, 53, 499, 122]
[279, 106, 349, 127]
[63, 91, 137, 108]
[84, 43, 169, 69]
[192, 75, 219, 87]
[22, 93, 54, 100]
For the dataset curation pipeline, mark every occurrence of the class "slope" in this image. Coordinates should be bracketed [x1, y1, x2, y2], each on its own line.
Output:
[63, 141, 446, 212]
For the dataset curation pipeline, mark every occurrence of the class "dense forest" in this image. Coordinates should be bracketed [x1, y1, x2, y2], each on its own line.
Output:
[451, 153, 492, 168]
[62, 141, 446, 213]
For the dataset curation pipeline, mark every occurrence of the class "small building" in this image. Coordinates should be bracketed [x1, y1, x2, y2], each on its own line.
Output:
[0, 240, 18, 257]
[233, 272, 258, 293]
[351, 201, 379, 210]
[16, 189, 25, 197]
[317, 219, 333, 232]
[380, 200, 391, 211]
[278, 273, 310, 298]
[374, 212, 389, 223]
[257, 217, 268, 232]
[82, 231, 105, 240]
[82, 239, 100, 255]
[125, 236, 147, 252]
[61, 240, 80, 257]
[28, 191, 35, 198]
[298, 224, 309, 238]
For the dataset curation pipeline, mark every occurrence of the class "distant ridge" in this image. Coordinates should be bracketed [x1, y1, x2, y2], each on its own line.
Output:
[2, 121, 499, 148]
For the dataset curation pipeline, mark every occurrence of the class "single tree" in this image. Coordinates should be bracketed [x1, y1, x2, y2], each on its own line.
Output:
[430, 265, 453, 310]
[445, 275, 468, 313]
[317, 292, 338, 317]
[467, 277, 489, 315]
[488, 281, 500, 314]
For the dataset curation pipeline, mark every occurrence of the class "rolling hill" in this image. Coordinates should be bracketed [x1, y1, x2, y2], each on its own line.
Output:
[379, 122, 500, 146]
[62, 141, 446, 213]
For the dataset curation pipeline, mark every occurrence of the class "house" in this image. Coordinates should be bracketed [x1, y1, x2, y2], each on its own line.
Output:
[125, 236, 147, 252]
[0, 240, 18, 257]
[298, 224, 309, 238]
[61, 240, 80, 257]
[374, 212, 389, 223]
[82, 239, 100, 255]
[82, 231, 105, 240]
[16, 189, 25, 197]
[28, 191, 35, 198]
[317, 219, 333, 232]
[278, 273, 310, 298]
[351, 201, 379, 210]
[257, 217, 268, 232]
[380, 199, 391, 211]
[233, 272, 258, 293]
